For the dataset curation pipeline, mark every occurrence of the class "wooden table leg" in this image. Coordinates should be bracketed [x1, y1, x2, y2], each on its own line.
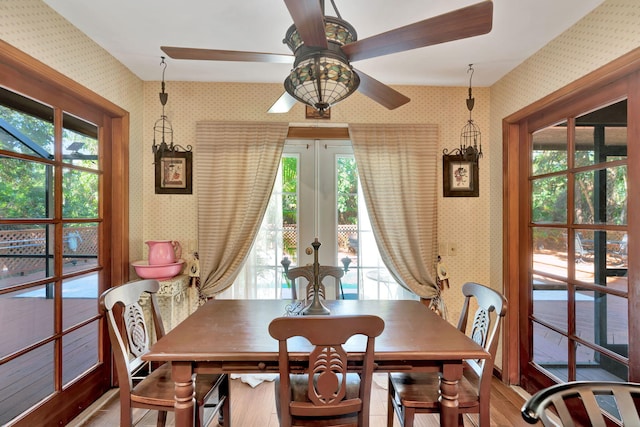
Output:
[172, 362, 195, 427]
[439, 363, 463, 427]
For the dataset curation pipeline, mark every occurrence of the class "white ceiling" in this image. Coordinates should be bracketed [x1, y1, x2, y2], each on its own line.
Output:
[42, 0, 605, 87]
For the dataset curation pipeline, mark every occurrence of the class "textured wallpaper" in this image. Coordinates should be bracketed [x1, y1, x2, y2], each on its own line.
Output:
[0, 0, 146, 264]
[141, 80, 491, 319]
[2, 0, 639, 341]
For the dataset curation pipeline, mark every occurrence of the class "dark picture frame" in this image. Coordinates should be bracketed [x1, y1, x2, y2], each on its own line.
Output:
[443, 154, 479, 197]
[154, 150, 193, 194]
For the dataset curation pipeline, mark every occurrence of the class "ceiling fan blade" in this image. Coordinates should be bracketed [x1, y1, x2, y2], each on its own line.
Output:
[267, 92, 297, 113]
[343, 1, 493, 62]
[355, 69, 410, 110]
[283, 0, 328, 49]
[161, 46, 293, 64]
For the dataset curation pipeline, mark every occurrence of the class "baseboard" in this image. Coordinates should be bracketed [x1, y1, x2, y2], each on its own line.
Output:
[66, 389, 119, 426]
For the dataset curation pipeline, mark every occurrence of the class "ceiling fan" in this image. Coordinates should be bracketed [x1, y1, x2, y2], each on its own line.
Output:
[161, 0, 493, 114]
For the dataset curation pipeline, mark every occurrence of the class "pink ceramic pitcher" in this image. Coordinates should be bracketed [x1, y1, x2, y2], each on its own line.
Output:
[146, 240, 182, 265]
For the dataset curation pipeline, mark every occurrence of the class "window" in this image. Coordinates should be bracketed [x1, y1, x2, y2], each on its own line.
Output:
[221, 140, 414, 301]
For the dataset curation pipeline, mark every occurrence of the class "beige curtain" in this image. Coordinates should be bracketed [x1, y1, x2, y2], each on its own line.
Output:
[348, 124, 439, 299]
[195, 121, 288, 299]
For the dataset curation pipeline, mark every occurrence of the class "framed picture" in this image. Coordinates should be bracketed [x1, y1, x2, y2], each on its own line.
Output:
[155, 150, 193, 194]
[305, 105, 331, 119]
[443, 154, 479, 197]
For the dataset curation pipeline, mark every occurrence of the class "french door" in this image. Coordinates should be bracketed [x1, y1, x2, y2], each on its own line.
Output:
[223, 139, 413, 300]
[0, 44, 127, 426]
[526, 98, 629, 388]
[512, 64, 640, 413]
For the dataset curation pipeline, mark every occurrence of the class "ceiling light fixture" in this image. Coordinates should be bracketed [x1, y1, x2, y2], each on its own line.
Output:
[283, 2, 359, 115]
[152, 57, 192, 159]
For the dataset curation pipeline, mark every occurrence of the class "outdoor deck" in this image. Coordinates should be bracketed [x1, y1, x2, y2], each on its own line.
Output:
[0, 281, 99, 425]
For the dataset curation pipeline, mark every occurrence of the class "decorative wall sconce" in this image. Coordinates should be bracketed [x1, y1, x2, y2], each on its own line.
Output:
[443, 64, 482, 198]
[153, 57, 193, 194]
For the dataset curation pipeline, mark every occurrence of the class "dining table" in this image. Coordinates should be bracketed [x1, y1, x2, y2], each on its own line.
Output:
[142, 298, 489, 427]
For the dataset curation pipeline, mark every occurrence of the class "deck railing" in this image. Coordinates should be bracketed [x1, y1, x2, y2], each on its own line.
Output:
[0, 227, 98, 278]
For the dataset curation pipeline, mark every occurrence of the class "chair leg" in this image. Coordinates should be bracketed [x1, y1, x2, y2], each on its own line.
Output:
[220, 375, 231, 427]
[156, 410, 167, 427]
[121, 399, 133, 427]
[404, 407, 415, 427]
[479, 402, 490, 427]
[387, 381, 395, 427]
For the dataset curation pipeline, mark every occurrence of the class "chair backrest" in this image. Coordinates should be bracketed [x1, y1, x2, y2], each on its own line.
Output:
[456, 282, 507, 391]
[269, 315, 385, 426]
[286, 264, 345, 300]
[521, 381, 640, 426]
[99, 279, 165, 394]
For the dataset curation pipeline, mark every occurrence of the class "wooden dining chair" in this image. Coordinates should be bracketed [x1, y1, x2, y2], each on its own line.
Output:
[269, 314, 385, 427]
[286, 264, 346, 300]
[521, 380, 640, 426]
[100, 279, 230, 427]
[387, 282, 507, 427]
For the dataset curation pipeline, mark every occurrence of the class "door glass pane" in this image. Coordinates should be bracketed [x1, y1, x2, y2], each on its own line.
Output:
[359, 213, 393, 300]
[0, 343, 54, 425]
[62, 272, 99, 329]
[533, 322, 568, 382]
[532, 122, 567, 175]
[574, 165, 627, 225]
[282, 155, 298, 266]
[0, 90, 54, 158]
[62, 167, 99, 219]
[532, 274, 567, 331]
[62, 223, 99, 275]
[255, 166, 285, 299]
[532, 176, 567, 223]
[336, 156, 358, 299]
[576, 344, 627, 382]
[0, 284, 54, 358]
[574, 100, 627, 168]
[532, 227, 568, 278]
[62, 113, 99, 169]
[575, 289, 628, 358]
[0, 157, 51, 219]
[62, 322, 99, 386]
[0, 224, 53, 289]
[574, 229, 628, 287]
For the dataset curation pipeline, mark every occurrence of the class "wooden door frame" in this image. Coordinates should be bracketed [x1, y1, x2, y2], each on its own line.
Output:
[0, 40, 130, 425]
[502, 47, 640, 386]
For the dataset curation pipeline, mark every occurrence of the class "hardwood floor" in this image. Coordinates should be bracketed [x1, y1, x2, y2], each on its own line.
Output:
[69, 374, 537, 426]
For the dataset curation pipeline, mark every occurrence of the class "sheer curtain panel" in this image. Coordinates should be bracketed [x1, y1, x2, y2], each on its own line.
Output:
[195, 121, 288, 300]
[348, 123, 439, 300]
